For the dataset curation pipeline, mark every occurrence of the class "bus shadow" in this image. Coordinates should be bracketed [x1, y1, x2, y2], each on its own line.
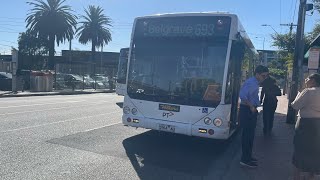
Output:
[116, 102, 123, 108]
[122, 130, 238, 179]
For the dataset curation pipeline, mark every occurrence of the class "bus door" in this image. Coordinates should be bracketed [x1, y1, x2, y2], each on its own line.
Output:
[228, 40, 245, 133]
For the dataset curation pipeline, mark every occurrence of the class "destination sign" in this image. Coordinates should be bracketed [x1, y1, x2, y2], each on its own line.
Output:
[134, 16, 231, 38]
[159, 103, 180, 112]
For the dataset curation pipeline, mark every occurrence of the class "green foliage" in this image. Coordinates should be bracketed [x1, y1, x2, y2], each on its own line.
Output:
[313, 0, 320, 13]
[284, 53, 294, 71]
[306, 23, 320, 45]
[25, 0, 77, 69]
[271, 33, 295, 53]
[269, 67, 286, 78]
[76, 5, 112, 61]
[18, 30, 49, 56]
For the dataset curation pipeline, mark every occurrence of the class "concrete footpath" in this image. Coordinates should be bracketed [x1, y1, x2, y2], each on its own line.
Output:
[0, 89, 115, 98]
[224, 95, 319, 180]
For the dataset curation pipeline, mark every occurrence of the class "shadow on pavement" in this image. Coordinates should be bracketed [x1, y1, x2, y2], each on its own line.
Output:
[122, 130, 239, 180]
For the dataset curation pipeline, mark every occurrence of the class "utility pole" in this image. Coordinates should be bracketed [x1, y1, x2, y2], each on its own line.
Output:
[286, 0, 308, 124]
[69, 39, 72, 73]
[280, 23, 297, 95]
[11, 49, 18, 93]
[280, 23, 298, 37]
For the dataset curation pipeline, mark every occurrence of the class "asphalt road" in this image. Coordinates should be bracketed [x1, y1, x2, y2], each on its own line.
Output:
[0, 93, 243, 180]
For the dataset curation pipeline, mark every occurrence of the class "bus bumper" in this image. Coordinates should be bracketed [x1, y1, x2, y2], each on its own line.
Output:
[122, 115, 231, 140]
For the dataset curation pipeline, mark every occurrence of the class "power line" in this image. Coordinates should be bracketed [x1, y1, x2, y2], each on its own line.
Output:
[0, 26, 22, 31]
[289, 0, 295, 20]
[0, 20, 25, 24]
[0, 43, 14, 47]
[280, 0, 282, 28]
[0, 17, 25, 20]
[1, 40, 18, 45]
[0, 30, 21, 34]
[292, 0, 299, 23]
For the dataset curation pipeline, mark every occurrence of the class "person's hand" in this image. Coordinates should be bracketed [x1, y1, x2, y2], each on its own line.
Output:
[250, 106, 258, 113]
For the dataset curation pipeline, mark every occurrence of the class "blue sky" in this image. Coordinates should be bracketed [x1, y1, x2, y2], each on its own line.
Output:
[0, 0, 319, 55]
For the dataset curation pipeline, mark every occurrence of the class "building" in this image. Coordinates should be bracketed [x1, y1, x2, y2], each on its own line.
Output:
[257, 50, 280, 66]
[0, 50, 121, 77]
[57, 50, 120, 76]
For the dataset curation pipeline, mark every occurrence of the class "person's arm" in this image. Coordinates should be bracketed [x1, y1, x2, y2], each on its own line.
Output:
[291, 89, 309, 110]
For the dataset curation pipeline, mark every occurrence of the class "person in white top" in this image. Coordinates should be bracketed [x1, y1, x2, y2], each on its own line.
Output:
[291, 73, 320, 180]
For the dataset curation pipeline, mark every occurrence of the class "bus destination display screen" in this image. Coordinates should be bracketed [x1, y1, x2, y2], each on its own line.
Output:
[134, 16, 231, 39]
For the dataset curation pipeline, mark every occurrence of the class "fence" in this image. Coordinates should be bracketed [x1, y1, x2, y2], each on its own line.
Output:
[53, 62, 117, 91]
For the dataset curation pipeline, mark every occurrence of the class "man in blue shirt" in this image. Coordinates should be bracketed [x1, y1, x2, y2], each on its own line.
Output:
[239, 65, 269, 168]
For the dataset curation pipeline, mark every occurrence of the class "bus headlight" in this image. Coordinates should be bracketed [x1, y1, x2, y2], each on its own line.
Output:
[213, 118, 223, 127]
[131, 108, 138, 115]
[123, 106, 130, 114]
[204, 117, 212, 125]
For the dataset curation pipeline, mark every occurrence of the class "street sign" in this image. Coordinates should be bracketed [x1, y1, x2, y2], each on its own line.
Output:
[308, 48, 320, 70]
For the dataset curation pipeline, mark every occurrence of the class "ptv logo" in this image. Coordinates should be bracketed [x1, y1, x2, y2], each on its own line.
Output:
[163, 112, 174, 118]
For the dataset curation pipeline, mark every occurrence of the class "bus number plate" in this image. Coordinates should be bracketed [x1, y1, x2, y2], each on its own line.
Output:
[159, 124, 175, 133]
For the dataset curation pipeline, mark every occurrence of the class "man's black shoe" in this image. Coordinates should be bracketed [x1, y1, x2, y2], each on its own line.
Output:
[250, 157, 258, 163]
[240, 161, 258, 168]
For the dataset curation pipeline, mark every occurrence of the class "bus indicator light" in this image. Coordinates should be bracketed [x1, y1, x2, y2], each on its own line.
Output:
[198, 128, 207, 133]
[131, 108, 138, 115]
[204, 117, 212, 125]
[124, 106, 130, 114]
[213, 118, 222, 127]
[127, 118, 132, 122]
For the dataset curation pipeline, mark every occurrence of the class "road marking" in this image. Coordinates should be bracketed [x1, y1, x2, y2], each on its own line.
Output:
[0, 111, 122, 133]
[0, 101, 115, 116]
[81, 122, 122, 133]
[0, 100, 84, 109]
[0, 93, 118, 104]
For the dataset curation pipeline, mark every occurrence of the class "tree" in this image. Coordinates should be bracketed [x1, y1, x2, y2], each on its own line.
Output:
[25, 0, 77, 70]
[76, 5, 112, 64]
[18, 30, 49, 56]
[306, 23, 320, 44]
[271, 33, 296, 53]
[313, 0, 320, 13]
[18, 30, 50, 70]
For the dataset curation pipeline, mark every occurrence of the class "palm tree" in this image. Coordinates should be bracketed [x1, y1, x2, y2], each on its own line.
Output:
[76, 5, 112, 64]
[26, 0, 77, 70]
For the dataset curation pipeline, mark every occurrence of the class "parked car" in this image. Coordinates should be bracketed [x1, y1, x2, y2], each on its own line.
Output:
[53, 73, 84, 90]
[95, 75, 110, 89]
[0, 72, 12, 91]
[64, 74, 83, 89]
[83, 75, 95, 88]
[54, 73, 67, 89]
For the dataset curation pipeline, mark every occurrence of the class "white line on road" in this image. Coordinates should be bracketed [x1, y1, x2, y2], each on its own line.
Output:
[81, 122, 122, 133]
[0, 101, 115, 116]
[0, 93, 117, 104]
[0, 100, 84, 109]
[0, 111, 122, 133]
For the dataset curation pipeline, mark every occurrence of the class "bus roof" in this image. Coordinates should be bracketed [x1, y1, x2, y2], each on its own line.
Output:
[135, 12, 236, 19]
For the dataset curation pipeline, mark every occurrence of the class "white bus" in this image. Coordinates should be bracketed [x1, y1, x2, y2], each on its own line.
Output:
[116, 48, 129, 95]
[122, 12, 257, 139]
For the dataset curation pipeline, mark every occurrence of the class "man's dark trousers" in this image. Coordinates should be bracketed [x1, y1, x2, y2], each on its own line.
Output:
[262, 99, 277, 134]
[240, 105, 258, 162]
